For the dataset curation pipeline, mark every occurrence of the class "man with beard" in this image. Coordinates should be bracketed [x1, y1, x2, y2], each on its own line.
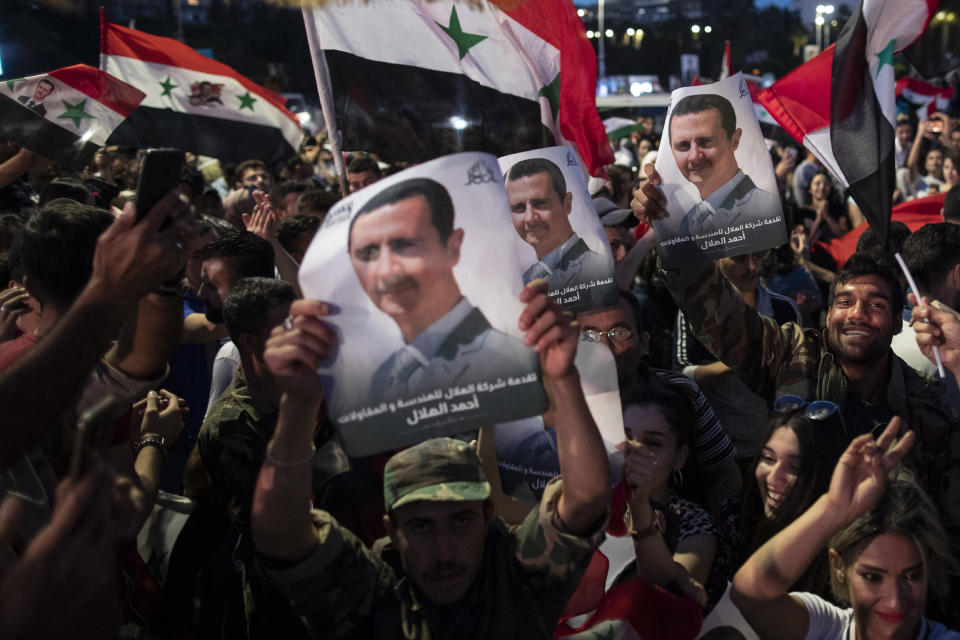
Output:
[667, 94, 780, 237]
[348, 177, 537, 404]
[577, 290, 741, 514]
[637, 167, 960, 554]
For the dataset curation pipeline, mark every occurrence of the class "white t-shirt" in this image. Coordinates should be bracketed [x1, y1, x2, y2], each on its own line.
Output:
[794, 592, 960, 640]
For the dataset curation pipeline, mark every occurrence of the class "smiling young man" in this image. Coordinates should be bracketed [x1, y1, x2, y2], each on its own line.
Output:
[250, 281, 611, 639]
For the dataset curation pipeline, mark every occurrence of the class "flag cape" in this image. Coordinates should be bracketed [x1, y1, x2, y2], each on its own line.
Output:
[101, 20, 301, 164]
[0, 64, 144, 170]
[302, 0, 613, 175]
[759, 0, 937, 246]
[896, 77, 954, 119]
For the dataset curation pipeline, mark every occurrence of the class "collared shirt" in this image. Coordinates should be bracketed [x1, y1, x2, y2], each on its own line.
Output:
[701, 169, 748, 213]
[526, 233, 581, 280]
[680, 171, 778, 237]
[388, 297, 475, 391]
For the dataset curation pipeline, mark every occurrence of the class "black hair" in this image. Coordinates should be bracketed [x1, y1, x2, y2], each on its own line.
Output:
[828, 251, 904, 316]
[223, 277, 297, 346]
[350, 177, 455, 246]
[179, 164, 205, 199]
[195, 231, 275, 280]
[504, 158, 567, 201]
[20, 199, 113, 307]
[669, 93, 737, 142]
[37, 78, 55, 91]
[277, 215, 321, 252]
[272, 179, 311, 204]
[235, 159, 269, 183]
[901, 222, 960, 295]
[622, 383, 694, 450]
[855, 220, 912, 255]
[347, 155, 382, 178]
[296, 188, 340, 218]
[38, 176, 93, 207]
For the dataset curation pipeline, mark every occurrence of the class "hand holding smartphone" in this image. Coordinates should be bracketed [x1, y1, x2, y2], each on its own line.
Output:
[134, 148, 186, 227]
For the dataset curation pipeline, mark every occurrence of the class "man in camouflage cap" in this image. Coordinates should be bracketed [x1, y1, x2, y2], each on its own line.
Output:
[249, 280, 611, 639]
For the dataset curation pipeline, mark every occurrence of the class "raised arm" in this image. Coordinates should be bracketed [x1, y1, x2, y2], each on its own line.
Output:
[517, 280, 611, 534]
[250, 299, 334, 561]
[731, 417, 915, 640]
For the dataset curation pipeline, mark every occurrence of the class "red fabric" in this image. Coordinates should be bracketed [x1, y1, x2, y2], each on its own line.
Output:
[101, 21, 294, 116]
[561, 550, 611, 618]
[47, 64, 145, 117]
[633, 222, 650, 240]
[819, 192, 945, 267]
[758, 46, 834, 146]
[492, 0, 614, 177]
[556, 578, 703, 639]
[0, 332, 39, 373]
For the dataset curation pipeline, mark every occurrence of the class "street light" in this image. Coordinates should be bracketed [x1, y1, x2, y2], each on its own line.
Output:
[691, 24, 701, 34]
[577, 8, 585, 17]
[627, 27, 636, 36]
[586, 30, 594, 38]
[605, 28, 613, 37]
[815, 4, 835, 50]
[704, 25, 712, 33]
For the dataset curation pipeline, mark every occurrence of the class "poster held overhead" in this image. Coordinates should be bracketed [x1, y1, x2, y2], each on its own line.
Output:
[499, 145, 618, 314]
[298, 152, 547, 457]
[653, 73, 786, 268]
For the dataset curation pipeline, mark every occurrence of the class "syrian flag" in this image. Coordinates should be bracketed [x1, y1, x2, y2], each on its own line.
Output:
[758, 0, 937, 246]
[719, 40, 732, 81]
[0, 64, 145, 170]
[302, 0, 613, 176]
[101, 20, 301, 164]
[896, 77, 954, 119]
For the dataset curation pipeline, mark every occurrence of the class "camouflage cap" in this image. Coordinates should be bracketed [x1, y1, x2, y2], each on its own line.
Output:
[383, 437, 491, 512]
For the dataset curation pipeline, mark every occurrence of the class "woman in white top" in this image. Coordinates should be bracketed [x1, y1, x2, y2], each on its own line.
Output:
[730, 417, 959, 640]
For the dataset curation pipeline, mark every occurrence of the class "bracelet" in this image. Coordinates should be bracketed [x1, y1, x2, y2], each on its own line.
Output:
[133, 434, 167, 463]
[628, 508, 665, 541]
[265, 440, 315, 467]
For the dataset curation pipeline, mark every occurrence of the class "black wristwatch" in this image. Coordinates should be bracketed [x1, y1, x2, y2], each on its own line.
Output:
[133, 434, 167, 463]
[629, 508, 666, 540]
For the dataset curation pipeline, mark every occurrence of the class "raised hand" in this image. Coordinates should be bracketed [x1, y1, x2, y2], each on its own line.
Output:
[825, 416, 915, 523]
[264, 299, 336, 401]
[909, 293, 960, 377]
[244, 190, 280, 241]
[630, 164, 668, 226]
[0, 287, 30, 342]
[517, 279, 578, 381]
[138, 389, 187, 443]
[620, 439, 660, 502]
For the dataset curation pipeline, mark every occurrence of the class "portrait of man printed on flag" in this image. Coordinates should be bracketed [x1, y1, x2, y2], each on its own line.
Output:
[297, 152, 548, 457]
[499, 146, 618, 314]
[653, 73, 785, 268]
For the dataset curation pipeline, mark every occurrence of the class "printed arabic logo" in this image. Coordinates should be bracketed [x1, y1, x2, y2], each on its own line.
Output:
[739, 79, 749, 99]
[465, 161, 497, 186]
[566, 151, 579, 167]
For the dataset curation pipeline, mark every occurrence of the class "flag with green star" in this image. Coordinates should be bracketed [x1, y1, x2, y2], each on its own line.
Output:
[302, 0, 613, 175]
[0, 64, 144, 169]
[101, 20, 302, 163]
[760, 0, 939, 250]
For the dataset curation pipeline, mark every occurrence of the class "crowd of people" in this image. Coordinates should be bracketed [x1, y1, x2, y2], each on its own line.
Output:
[0, 97, 959, 640]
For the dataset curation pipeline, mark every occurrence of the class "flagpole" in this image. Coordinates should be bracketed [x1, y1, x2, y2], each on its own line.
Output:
[301, 5, 350, 199]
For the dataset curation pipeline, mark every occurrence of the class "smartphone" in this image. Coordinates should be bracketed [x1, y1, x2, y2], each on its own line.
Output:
[135, 148, 185, 225]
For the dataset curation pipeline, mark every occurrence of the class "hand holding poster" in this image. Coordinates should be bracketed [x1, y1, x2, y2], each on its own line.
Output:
[498, 146, 618, 313]
[653, 74, 785, 268]
[299, 152, 548, 456]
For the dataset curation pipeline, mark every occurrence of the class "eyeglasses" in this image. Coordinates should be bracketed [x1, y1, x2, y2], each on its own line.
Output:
[773, 394, 840, 421]
[581, 327, 635, 344]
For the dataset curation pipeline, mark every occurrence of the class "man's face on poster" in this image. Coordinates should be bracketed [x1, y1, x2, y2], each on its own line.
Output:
[349, 194, 463, 323]
[670, 107, 742, 198]
[506, 171, 573, 255]
[32, 81, 54, 102]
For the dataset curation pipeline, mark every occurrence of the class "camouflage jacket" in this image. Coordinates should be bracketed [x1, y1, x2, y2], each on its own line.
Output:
[263, 477, 606, 640]
[663, 261, 960, 536]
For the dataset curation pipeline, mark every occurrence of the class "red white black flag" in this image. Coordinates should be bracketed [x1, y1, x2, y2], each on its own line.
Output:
[302, 0, 613, 176]
[101, 20, 301, 163]
[0, 64, 144, 169]
[759, 0, 938, 246]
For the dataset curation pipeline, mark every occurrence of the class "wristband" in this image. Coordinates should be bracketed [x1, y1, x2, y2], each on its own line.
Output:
[133, 434, 167, 463]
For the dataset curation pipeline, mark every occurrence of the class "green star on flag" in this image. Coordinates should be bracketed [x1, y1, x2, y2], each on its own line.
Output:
[590, 623, 616, 640]
[5, 80, 15, 92]
[58, 99, 96, 128]
[874, 38, 895, 78]
[437, 6, 488, 60]
[159, 76, 178, 97]
[237, 91, 257, 111]
[539, 72, 561, 122]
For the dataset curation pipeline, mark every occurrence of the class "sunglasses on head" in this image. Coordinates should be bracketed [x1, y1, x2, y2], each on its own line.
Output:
[773, 394, 840, 421]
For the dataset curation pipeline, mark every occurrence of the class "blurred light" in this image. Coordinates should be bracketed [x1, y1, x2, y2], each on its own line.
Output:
[586, 30, 594, 38]
[297, 112, 311, 124]
[691, 24, 701, 34]
[605, 28, 613, 37]
[637, 29, 644, 37]
[626, 27, 636, 36]
[629, 81, 654, 96]
[816, 4, 825, 11]
[815, 16, 824, 25]
[449, 116, 468, 130]
[831, 19, 838, 26]
[577, 8, 585, 16]
[704, 25, 712, 33]
[824, 4, 834, 13]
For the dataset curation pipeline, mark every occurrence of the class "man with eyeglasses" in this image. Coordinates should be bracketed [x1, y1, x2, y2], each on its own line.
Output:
[577, 290, 741, 515]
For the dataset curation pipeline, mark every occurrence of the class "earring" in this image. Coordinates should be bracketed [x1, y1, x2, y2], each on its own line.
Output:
[836, 572, 845, 583]
[670, 468, 684, 489]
